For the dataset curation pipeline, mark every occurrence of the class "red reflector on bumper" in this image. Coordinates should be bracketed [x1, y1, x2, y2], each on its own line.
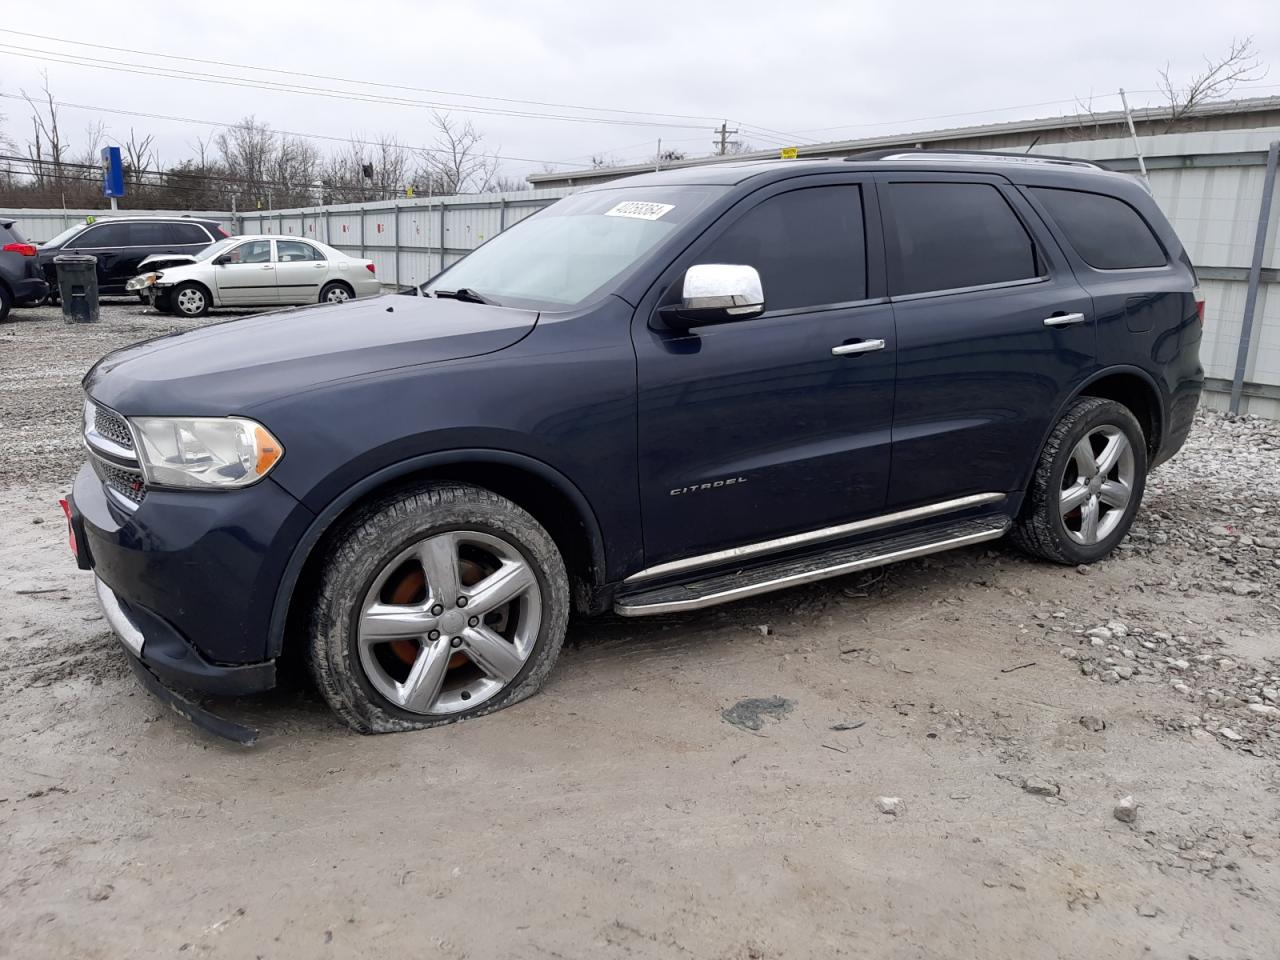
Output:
[59, 498, 78, 559]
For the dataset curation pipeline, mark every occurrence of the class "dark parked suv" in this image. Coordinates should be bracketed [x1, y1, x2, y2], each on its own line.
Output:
[0, 218, 48, 320]
[64, 153, 1203, 740]
[35, 216, 229, 300]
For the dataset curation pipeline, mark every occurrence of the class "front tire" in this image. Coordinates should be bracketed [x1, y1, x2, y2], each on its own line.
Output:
[308, 482, 570, 734]
[1012, 396, 1147, 565]
[172, 282, 210, 317]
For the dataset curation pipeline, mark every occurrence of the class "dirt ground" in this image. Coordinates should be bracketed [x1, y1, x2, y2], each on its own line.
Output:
[2, 303, 1279, 960]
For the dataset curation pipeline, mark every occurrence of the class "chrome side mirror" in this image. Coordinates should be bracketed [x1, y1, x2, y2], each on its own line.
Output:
[660, 263, 765, 329]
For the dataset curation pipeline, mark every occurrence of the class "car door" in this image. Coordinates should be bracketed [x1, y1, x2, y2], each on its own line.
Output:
[632, 176, 896, 568]
[273, 240, 328, 304]
[213, 239, 278, 305]
[877, 173, 1094, 510]
[70, 222, 135, 294]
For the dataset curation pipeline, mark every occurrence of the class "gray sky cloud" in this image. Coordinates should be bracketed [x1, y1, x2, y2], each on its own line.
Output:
[1, 0, 1277, 182]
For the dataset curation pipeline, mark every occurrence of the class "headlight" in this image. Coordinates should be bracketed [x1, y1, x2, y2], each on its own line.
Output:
[131, 416, 284, 489]
[125, 272, 160, 291]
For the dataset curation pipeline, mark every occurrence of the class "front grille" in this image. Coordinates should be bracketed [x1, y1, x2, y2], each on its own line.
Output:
[91, 456, 147, 506]
[94, 405, 134, 451]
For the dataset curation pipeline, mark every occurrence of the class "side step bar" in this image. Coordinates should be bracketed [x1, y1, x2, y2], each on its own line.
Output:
[614, 515, 1010, 617]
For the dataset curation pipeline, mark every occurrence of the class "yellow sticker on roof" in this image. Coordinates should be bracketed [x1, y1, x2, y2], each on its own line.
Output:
[605, 201, 675, 221]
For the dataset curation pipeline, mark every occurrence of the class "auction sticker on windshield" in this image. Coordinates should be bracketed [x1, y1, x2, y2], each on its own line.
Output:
[605, 201, 675, 221]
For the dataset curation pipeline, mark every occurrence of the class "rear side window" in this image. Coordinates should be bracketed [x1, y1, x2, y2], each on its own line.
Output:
[697, 185, 867, 311]
[1030, 187, 1166, 269]
[168, 222, 214, 245]
[887, 182, 1040, 296]
[276, 240, 325, 262]
[127, 223, 172, 246]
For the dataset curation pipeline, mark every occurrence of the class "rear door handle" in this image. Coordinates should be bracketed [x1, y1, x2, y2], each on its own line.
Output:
[1043, 312, 1087, 327]
[831, 339, 886, 357]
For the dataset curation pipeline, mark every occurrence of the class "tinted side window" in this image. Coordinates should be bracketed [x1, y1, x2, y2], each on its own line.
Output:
[169, 222, 214, 245]
[1030, 187, 1166, 269]
[697, 185, 866, 311]
[276, 240, 325, 262]
[887, 182, 1040, 296]
[76, 223, 133, 247]
[127, 223, 172, 246]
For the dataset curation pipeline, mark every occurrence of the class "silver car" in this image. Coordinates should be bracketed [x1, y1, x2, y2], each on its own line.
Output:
[127, 234, 381, 316]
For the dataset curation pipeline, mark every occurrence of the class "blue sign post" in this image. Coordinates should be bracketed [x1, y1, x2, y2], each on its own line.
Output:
[101, 146, 124, 211]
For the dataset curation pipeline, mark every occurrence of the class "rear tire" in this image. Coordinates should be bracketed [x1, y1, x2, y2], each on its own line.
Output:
[320, 281, 353, 304]
[308, 482, 570, 734]
[172, 282, 210, 317]
[1012, 396, 1147, 565]
[0, 285, 12, 322]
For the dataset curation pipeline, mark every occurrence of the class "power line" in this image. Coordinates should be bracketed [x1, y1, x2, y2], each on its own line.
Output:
[0, 92, 588, 169]
[0, 28, 735, 128]
[0, 44, 713, 131]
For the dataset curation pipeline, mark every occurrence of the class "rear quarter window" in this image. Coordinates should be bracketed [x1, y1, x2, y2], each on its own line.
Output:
[1030, 187, 1166, 269]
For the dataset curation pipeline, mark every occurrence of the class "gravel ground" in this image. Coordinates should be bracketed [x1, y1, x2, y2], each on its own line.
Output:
[2, 304, 1279, 959]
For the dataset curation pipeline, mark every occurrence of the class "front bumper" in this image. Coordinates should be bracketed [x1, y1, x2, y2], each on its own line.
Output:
[69, 460, 314, 690]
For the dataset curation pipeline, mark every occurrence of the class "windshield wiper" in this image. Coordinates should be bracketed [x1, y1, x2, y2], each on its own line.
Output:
[433, 287, 499, 306]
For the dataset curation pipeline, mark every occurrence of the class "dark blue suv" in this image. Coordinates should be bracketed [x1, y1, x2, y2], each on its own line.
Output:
[65, 153, 1203, 738]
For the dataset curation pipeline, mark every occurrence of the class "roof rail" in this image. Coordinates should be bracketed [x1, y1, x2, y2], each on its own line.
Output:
[848, 148, 1102, 170]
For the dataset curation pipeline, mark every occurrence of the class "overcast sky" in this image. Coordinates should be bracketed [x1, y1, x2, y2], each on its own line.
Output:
[1, 0, 1277, 184]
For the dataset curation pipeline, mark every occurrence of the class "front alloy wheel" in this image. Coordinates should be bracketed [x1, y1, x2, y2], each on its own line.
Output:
[309, 482, 569, 733]
[357, 530, 541, 716]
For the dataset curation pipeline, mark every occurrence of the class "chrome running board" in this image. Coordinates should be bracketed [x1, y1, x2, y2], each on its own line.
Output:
[614, 515, 1009, 617]
[623, 492, 1006, 584]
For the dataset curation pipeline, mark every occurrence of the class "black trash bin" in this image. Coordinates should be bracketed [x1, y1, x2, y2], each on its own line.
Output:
[53, 254, 99, 324]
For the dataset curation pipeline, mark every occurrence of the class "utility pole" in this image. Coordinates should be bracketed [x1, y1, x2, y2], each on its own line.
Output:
[713, 121, 739, 156]
[1118, 88, 1150, 188]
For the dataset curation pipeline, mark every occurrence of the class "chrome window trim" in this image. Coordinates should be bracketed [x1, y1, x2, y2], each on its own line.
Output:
[623, 492, 1007, 584]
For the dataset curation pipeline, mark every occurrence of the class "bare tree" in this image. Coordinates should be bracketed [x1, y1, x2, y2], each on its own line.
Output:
[419, 112, 498, 195]
[216, 116, 277, 205]
[21, 72, 65, 188]
[122, 127, 157, 188]
[1158, 37, 1268, 131]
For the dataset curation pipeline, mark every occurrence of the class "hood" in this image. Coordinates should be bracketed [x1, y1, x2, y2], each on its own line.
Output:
[85, 294, 538, 415]
[137, 253, 199, 271]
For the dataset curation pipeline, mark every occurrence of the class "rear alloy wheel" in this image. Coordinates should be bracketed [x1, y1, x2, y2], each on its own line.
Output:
[309, 483, 569, 733]
[320, 281, 353, 304]
[1012, 396, 1147, 565]
[172, 282, 210, 317]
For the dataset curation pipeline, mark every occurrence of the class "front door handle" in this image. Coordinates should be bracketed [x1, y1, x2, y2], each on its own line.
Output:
[261, 265, 274, 270]
[831, 339, 886, 356]
[1043, 312, 1087, 327]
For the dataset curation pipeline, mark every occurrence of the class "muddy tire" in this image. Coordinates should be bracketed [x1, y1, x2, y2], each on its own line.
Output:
[1012, 396, 1147, 565]
[308, 482, 570, 734]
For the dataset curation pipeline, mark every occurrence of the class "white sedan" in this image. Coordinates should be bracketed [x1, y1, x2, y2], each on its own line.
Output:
[127, 235, 381, 316]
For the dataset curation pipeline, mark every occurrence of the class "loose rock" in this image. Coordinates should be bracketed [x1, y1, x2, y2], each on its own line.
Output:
[876, 796, 903, 816]
[1021, 776, 1060, 797]
[1113, 796, 1139, 823]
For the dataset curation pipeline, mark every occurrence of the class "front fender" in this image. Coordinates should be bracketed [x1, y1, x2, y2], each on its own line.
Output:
[263, 448, 608, 658]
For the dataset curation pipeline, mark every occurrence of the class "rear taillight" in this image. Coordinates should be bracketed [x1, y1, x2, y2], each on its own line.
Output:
[365, 263, 376, 275]
[1193, 285, 1205, 326]
[3, 242, 37, 257]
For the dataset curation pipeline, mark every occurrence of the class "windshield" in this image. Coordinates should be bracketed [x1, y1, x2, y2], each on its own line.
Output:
[425, 185, 725, 309]
[39, 223, 89, 248]
[195, 237, 238, 261]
